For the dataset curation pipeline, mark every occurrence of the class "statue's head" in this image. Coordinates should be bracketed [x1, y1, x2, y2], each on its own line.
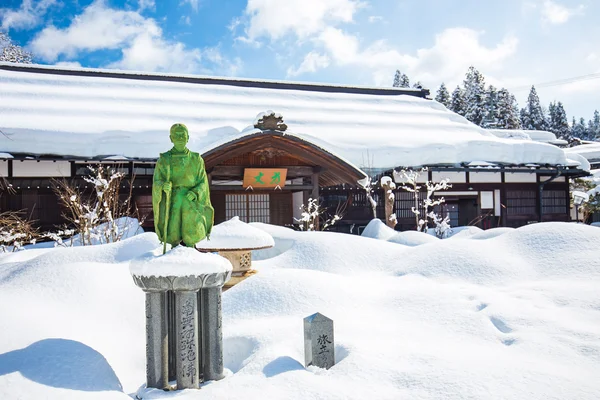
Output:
[170, 123, 189, 151]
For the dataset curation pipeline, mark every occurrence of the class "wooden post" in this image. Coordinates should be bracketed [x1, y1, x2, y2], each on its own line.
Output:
[312, 172, 320, 230]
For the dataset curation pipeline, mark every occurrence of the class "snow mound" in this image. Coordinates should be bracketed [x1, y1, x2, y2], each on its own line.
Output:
[1, 222, 600, 399]
[469, 227, 515, 240]
[387, 230, 438, 246]
[196, 216, 275, 250]
[360, 218, 397, 241]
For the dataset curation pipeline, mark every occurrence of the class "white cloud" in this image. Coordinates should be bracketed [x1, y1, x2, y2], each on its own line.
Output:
[30, 0, 239, 75]
[241, 0, 363, 41]
[181, 0, 200, 12]
[180, 15, 191, 25]
[0, 0, 57, 31]
[138, 0, 156, 12]
[368, 16, 383, 23]
[287, 51, 330, 77]
[540, 0, 584, 24]
[299, 27, 517, 88]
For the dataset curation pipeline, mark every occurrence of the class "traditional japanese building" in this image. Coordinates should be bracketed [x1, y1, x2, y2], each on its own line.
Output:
[0, 62, 590, 233]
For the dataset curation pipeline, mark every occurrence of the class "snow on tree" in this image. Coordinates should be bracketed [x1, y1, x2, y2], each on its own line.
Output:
[463, 66, 487, 126]
[412, 81, 423, 89]
[393, 70, 401, 87]
[295, 198, 341, 231]
[53, 165, 143, 245]
[548, 101, 571, 141]
[571, 117, 589, 140]
[435, 83, 451, 108]
[587, 110, 600, 141]
[399, 73, 410, 88]
[397, 168, 452, 234]
[521, 86, 549, 131]
[495, 88, 521, 129]
[450, 85, 466, 116]
[482, 85, 498, 128]
[0, 31, 32, 63]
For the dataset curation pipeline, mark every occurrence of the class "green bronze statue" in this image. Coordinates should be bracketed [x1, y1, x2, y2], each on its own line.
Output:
[153, 123, 214, 252]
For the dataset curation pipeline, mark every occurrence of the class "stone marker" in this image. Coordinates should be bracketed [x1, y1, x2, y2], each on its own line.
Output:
[304, 312, 335, 369]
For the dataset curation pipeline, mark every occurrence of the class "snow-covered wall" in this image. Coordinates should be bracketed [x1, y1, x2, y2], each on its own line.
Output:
[12, 161, 71, 177]
[0, 63, 586, 172]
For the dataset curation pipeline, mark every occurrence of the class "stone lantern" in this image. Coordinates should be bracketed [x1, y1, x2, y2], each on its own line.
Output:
[196, 217, 274, 290]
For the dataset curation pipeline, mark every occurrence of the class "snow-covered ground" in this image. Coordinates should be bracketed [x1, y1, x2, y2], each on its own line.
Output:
[1, 221, 600, 399]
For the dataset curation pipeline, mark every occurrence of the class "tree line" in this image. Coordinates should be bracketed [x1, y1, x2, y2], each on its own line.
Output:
[393, 68, 600, 143]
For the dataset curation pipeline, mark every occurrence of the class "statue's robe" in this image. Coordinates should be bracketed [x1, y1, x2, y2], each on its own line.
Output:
[152, 148, 213, 246]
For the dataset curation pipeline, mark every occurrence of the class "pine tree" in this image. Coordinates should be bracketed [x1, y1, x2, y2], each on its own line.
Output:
[412, 81, 423, 89]
[450, 86, 466, 116]
[400, 73, 410, 88]
[435, 83, 451, 108]
[522, 86, 549, 130]
[463, 66, 487, 126]
[0, 32, 32, 63]
[520, 108, 530, 130]
[572, 117, 588, 140]
[587, 110, 600, 141]
[548, 101, 570, 140]
[393, 70, 401, 87]
[482, 85, 498, 128]
[495, 88, 521, 129]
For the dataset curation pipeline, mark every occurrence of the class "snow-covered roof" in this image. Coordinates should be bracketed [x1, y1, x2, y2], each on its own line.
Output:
[0, 62, 586, 171]
[565, 142, 600, 167]
[487, 129, 569, 146]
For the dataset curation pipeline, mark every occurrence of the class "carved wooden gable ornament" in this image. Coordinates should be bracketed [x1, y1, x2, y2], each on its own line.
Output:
[254, 111, 288, 132]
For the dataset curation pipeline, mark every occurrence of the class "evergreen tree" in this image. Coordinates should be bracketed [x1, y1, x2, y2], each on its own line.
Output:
[495, 88, 521, 129]
[463, 66, 487, 126]
[548, 101, 571, 140]
[572, 117, 588, 140]
[482, 85, 498, 128]
[450, 86, 466, 116]
[522, 86, 549, 130]
[393, 70, 401, 87]
[587, 110, 600, 141]
[520, 108, 530, 130]
[435, 83, 451, 108]
[0, 32, 32, 63]
[399, 73, 410, 88]
[412, 81, 423, 89]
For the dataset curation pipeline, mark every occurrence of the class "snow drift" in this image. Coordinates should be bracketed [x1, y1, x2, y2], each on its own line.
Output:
[1, 223, 600, 399]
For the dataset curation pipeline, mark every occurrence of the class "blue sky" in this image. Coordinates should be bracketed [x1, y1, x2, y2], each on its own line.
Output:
[1, 0, 599, 121]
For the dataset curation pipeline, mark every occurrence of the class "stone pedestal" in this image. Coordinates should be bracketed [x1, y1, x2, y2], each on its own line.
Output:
[131, 251, 232, 393]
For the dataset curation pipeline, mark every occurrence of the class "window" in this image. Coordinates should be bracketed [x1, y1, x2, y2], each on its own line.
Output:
[506, 190, 537, 216]
[542, 190, 567, 214]
[225, 194, 270, 223]
[394, 191, 426, 219]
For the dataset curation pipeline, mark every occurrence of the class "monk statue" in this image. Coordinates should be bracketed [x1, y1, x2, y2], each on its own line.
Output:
[153, 123, 214, 251]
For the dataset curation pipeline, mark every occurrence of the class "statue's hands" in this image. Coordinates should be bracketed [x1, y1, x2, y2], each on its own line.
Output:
[186, 191, 197, 202]
[162, 182, 172, 193]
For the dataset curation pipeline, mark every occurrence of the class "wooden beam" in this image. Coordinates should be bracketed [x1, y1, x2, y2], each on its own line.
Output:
[210, 165, 315, 178]
[210, 184, 315, 191]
